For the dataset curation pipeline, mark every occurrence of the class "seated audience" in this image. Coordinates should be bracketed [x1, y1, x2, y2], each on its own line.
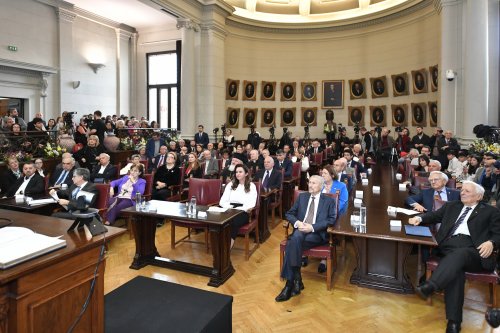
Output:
[152, 152, 180, 200]
[0, 157, 22, 195]
[90, 153, 117, 183]
[74, 134, 106, 170]
[34, 158, 46, 177]
[247, 149, 262, 175]
[4, 161, 45, 198]
[254, 156, 282, 191]
[201, 149, 219, 179]
[49, 156, 76, 188]
[275, 149, 292, 178]
[120, 154, 142, 176]
[415, 154, 430, 173]
[105, 164, 146, 225]
[184, 152, 202, 186]
[445, 149, 463, 179]
[219, 164, 257, 248]
[321, 165, 348, 215]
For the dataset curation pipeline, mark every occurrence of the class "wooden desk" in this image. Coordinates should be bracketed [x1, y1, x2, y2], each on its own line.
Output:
[281, 177, 298, 219]
[0, 209, 125, 333]
[0, 197, 57, 216]
[121, 202, 243, 287]
[328, 166, 437, 294]
[258, 191, 273, 243]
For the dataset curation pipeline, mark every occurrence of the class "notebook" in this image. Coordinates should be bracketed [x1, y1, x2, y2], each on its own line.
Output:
[404, 225, 433, 237]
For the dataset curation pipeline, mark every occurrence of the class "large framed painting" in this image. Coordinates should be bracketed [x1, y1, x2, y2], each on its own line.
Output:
[348, 106, 365, 126]
[349, 78, 366, 100]
[429, 65, 438, 92]
[226, 108, 240, 128]
[369, 105, 387, 127]
[301, 107, 317, 126]
[412, 69, 428, 94]
[411, 103, 427, 126]
[322, 80, 344, 109]
[243, 108, 257, 127]
[370, 76, 388, 98]
[243, 80, 257, 101]
[281, 82, 296, 101]
[391, 104, 408, 127]
[281, 107, 296, 127]
[261, 108, 276, 127]
[428, 101, 438, 126]
[301, 82, 317, 101]
[261, 81, 276, 101]
[226, 79, 239, 100]
[391, 73, 409, 97]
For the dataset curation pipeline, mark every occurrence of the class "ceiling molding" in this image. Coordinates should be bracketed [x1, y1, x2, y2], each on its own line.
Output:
[0, 58, 58, 77]
[225, 0, 434, 34]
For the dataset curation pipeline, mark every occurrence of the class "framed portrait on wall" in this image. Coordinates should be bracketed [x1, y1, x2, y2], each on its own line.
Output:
[370, 76, 388, 98]
[429, 65, 438, 92]
[226, 108, 240, 128]
[369, 105, 386, 127]
[391, 73, 409, 97]
[261, 108, 276, 127]
[243, 108, 257, 127]
[226, 79, 239, 100]
[243, 80, 257, 101]
[391, 104, 408, 127]
[349, 78, 366, 100]
[301, 107, 317, 126]
[301, 82, 317, 101]
[322, 80, 344, 108]
[281, 82, 296, 101]
[412, 69, 428, 94]
[261, 81, 276, 101]
[348, 106, 365, 126]
[281, 107, 296, 127]
[411, 103, 427, 126]
[428, 101, 438, 126]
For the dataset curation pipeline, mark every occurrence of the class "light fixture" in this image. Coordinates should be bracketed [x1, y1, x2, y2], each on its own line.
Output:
[73, 81, 81, 89]
[88, 63, 105, 74]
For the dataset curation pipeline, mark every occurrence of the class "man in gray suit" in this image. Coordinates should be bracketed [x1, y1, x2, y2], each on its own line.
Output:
[202, 149, 219, 179]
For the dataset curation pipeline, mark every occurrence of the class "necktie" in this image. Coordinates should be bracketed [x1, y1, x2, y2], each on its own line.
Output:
[314, 148, 317, 154]
[55, 170, 68, 185]
[280, 162, 283, 168]
[303, 196, 316, 224]
[434, 190, 442, 200]
[445, 207, 472, 240]
[262, 171, 269, 189]
[14, 170, 21, 179]
[158, 155, 164, 167]
[72, 186, 81, 199]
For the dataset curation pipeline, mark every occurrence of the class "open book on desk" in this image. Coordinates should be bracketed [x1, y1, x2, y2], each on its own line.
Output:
[0, 227, 67, 269]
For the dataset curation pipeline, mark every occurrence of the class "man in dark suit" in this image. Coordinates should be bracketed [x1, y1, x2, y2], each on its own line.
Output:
[343, 148, 365, 180]
[4, 161, 45, 197]
[151, 145, 168, 172]
[247, 127, 261, 149]
[0, 157, 22, 196]
[411, 126, 431, 152]
[201, 149, 219, 178]
[50, 168, 99, 219]
[406, 171, 461, 212]
[275, 175, 337, 302]
[49, 156, 75, 188]
[307, 140, 323, 156]
[274, 149, 292, 178]
[194, 125, 209, 148]
[145, 132, 166, 160]
[90, 153, 117, 183]
[246, 149, 263, 175]
[254, 156, 282, 191]
[409, 181, 500, 333]
[437, 130, 460, 169]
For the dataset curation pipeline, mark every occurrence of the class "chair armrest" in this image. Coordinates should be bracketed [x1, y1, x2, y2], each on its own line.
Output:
[282, 220, 291, 238]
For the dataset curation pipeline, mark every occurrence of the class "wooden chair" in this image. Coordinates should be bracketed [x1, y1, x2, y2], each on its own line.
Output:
[291, 162, 301, 187]
[268, 169, 284, 226]
[94, 183, 110, 220]
[279, 189, 338, 290]
[170, 178, 222, 253]
[425, 256, 499, 307]
[140, 160, 149, 173]
[235, 181, 261, 260]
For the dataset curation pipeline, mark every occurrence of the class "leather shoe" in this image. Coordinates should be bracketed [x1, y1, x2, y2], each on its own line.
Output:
[301, 256, 308, 267]
[418, 273, 426, 285]
[291, 279, 304, 296]
[275, 281, 293, 302]
[486, 308, 500, 328]
[415, 282, 435, 300]
[317, 263, 327, 273]
[446, 320, 461, 333]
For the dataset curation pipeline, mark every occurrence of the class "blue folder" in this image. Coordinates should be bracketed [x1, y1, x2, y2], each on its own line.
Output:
[404, 225, 433, 237]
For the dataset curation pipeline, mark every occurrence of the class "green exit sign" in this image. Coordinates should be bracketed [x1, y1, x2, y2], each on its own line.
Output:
[7, 45, 17, 51]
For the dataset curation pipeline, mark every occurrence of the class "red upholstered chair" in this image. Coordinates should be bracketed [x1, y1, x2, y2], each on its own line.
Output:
[236, 181, 261, 260]
[311, 153, 323, 166]
[291, 162, 301, 187]
[446, 178, 456, 189]
[425, 256, 499, 307]
[415, 176, 431, 189]
[94, 183, 110, 220]
[279, 189, 338, 290]
[140, 160, 149, 174]
[170, 178, 222, 253]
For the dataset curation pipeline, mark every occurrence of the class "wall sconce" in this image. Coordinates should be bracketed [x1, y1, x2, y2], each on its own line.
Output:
[88, 63, 105, 74]
[73, 81, 81, 89]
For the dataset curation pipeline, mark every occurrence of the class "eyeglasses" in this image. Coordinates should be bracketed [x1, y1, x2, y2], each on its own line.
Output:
[428, 178, 442, 183]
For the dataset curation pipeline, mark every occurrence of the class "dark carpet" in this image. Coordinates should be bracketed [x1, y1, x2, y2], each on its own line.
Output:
[105, 276, 233, 333]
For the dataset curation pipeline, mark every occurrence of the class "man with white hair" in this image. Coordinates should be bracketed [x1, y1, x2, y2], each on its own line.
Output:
[90, 153, 117, 183]
[410, 181, 500, 333]
[406, 171, 460, 213]
[275, 175, 337, 302]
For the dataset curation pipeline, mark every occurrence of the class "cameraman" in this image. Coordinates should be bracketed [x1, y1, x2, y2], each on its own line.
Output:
[336, 127, 351, 154]
[89, 110, 106, 144]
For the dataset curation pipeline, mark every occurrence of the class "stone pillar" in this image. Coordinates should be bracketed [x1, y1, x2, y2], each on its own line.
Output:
[462, 0, 489, 139]
[177, 18, 200, 134]
[130, 32, 138, 117]
[55, 6, 76, 115]
[487, 0, 499, 127]
[116, 28, 132, 117]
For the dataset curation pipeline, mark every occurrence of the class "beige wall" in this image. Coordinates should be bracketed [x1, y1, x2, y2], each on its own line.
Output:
[224, 6, 440, 141]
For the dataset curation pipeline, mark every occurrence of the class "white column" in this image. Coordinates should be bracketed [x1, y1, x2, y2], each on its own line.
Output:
[177, 18, 200, 134]
[55, 6, 76, 114]
[130, 33, 138, 117]
[438, 0, 462, 134]
[116, 29, 132, 117]
[462, 0, 489, 139]
[487, 0, 499, 126]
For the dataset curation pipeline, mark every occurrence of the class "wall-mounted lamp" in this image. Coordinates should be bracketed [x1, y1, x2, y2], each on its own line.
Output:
[88, 63, 105, 74]
[73, 81, 81, 89]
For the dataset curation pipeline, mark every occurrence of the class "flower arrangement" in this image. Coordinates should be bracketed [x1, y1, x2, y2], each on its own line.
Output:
[119, 136, 147, 151]
[3, 151, 33, 162]
[43, 142, 66, 158]
[469, 139, 500, 156]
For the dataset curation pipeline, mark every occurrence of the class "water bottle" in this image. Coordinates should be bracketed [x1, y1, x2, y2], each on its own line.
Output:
[186, 201, 191, 216]
[135, 192, 142, 211]
[190, 196, 197, 216]
[360, 203, 367, 226]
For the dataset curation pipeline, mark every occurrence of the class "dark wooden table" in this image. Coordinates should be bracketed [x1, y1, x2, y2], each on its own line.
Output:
[0, 196, 58, 216]
[281, 176, 298, 219]
[121, 201, 243, 287]
[328, 165, 437, 294]
[0, 209, 125, 332]
[258, 190, 274, 243]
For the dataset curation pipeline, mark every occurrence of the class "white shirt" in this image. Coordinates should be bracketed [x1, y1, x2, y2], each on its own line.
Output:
[219, 183, 257, 211]
[447, 157, 463, 178]
[453, 204, 478, 236]
[15, 174, 34, 195]
[98, 164, 108, 174]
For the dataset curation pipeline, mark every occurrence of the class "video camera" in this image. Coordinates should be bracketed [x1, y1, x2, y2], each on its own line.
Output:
[304, 125, 310, 133]
[338, 123, 345, 132]
[395, 126, 403, 133]
[375, 126, 382, 134]
[213, 127, 219, 134]
[353, 122, 360, 134]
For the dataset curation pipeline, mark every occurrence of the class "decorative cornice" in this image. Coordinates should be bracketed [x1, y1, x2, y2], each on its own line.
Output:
[0, 78, 44, 89]
[56, 7, 76, 23]
[73, 7, 136, 33]
[0, 58, 57, 76]
[117, 28, 134, 41]
[177, 18, 201, 32]
[225, 0, 434, 34]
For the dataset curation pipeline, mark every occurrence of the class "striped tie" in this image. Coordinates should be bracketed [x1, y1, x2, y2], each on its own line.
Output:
[445, 207, 472, 240]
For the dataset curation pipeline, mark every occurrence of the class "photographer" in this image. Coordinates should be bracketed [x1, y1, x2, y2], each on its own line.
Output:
[377, 128, 395, 163]
[89, 110, 106, 145]
[396, 127, 411, 153]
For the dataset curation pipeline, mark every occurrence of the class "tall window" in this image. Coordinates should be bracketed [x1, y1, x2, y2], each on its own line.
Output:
[147, 43, 181, 129]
